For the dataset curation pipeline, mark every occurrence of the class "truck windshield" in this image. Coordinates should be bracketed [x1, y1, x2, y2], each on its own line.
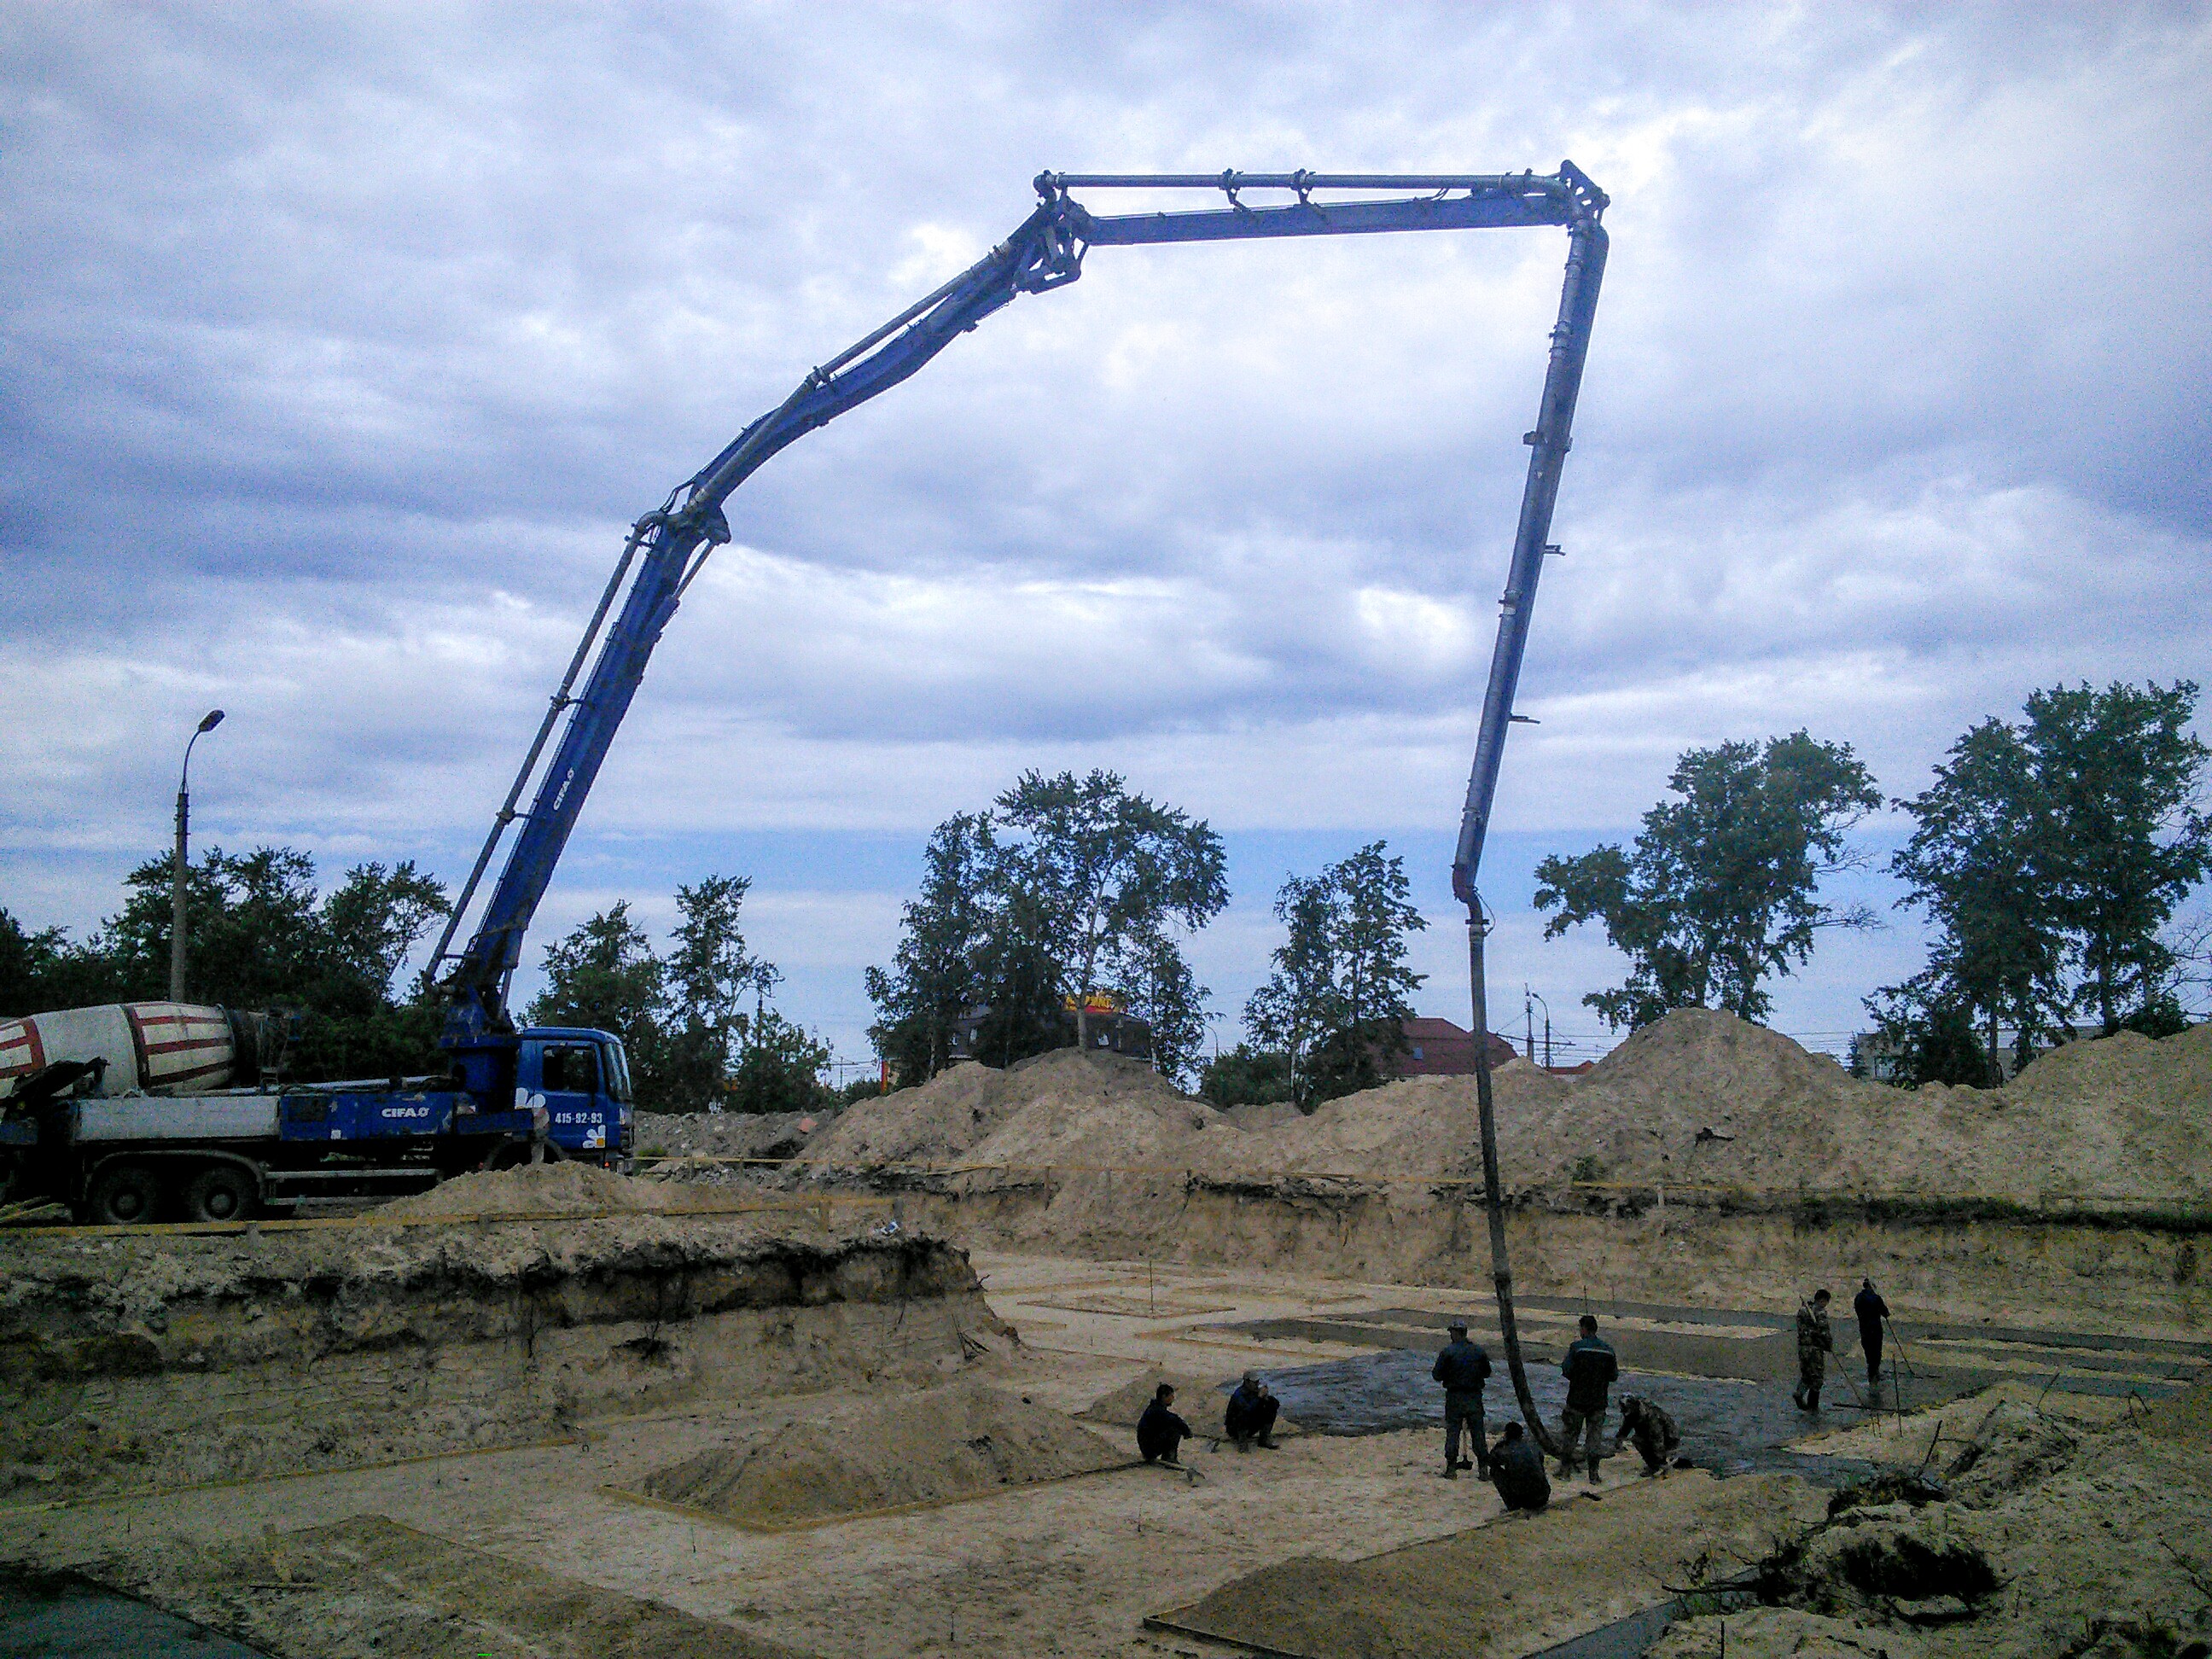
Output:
[601, 1044, 633, 1103]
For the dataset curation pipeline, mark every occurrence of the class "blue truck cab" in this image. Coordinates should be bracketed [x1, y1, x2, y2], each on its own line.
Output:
[515, 1027, 635, 1164]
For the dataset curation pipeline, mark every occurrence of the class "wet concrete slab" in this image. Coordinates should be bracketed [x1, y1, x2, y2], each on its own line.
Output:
[1214, 1295, 2207, 1406]
[1242, 1347, 1894, 1485]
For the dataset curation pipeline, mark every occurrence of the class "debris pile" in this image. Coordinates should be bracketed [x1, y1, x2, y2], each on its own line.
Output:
[1656, 1385, 2212, 1659]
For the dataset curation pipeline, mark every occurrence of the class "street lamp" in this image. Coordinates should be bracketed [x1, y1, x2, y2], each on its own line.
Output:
[170, 708, 224, 1002]
[1524, 986, 1551, 1072]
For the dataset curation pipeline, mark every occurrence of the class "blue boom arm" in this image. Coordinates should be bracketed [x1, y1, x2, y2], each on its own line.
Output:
[428, 166, 1609, 1071]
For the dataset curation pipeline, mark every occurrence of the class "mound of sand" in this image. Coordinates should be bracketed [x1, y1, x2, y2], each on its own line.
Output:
[1080, 1366, 1301, 1441]
[798, 1012, 2210, 1202]
[637, 1378, 1126, 1527]
[805, 1049, 1202, 1167]
[380, 1161, 670, 1218]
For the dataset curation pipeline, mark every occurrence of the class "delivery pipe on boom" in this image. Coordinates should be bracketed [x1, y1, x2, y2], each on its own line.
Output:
[1450, 207, 1610, 1457]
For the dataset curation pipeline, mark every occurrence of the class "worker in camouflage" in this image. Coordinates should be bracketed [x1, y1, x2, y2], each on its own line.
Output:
[1793, 1289, 1834, 1410]
[1612, 1394, 1681, 1476]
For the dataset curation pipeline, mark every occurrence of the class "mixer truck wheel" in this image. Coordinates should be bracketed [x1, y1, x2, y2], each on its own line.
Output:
[88, 1163, 161, 1225]
[184, 1164, 255, 1223]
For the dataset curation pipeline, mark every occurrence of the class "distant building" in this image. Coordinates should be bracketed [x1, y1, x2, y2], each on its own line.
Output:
[948, 992, 1152, 1065]
[1395, 1016, 1516, 1077]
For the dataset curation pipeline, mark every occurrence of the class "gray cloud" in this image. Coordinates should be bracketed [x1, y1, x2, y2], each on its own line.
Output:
[4, 3, 2207, 1054]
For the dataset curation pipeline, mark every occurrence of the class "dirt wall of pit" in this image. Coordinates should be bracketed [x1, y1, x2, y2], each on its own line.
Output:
[812, 1173, 2207, 1331]
[0, 1212, 1004, 1501]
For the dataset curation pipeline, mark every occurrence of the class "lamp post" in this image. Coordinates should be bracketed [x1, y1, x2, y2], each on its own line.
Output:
[170, 709, 225, 1002]
[1524, 987, 1551, 1072]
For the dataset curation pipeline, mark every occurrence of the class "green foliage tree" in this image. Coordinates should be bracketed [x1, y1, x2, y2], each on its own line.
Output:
[1198, 1044, 1295, 1109]
[527, 880, 825, 1114]
[659, 875, 771, 1110]
[868, 773, 1227, 1087]
[864, 814, 998, 1082]
[1244, 841, 1428, 1107]
[1535, 732, 1882, 1028]
[1877, 681, 2209, 1066]
[1877, 718, 2061, 1074]
[2026, 681, 2209, 1033]
[993, 769, 1229, 1052]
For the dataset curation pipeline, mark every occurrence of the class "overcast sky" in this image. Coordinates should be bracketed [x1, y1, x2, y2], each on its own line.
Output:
[4, 3, 2207, 1068]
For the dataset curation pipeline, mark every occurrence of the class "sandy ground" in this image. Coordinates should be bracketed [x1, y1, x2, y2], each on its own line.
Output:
[0, 1252, 1831, 1659]
[4, 1250, 2203, 1658]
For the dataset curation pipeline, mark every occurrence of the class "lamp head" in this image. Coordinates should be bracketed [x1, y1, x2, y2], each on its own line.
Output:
[197, 709, 225, 733]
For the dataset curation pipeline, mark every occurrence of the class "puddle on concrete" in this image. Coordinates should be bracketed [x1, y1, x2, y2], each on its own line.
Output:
[1245, 1348, 1881, 1484]
[0, 1580, 268, 1657]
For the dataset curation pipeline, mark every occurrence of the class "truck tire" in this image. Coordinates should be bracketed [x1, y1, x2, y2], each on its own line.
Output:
[183, 1163, 255, 1223]
[88, 1162, 162, 1225]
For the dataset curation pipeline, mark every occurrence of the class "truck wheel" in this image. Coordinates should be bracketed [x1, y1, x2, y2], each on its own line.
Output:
[184, 1164, 255, 1223]
[88, 1163, 162, 1225]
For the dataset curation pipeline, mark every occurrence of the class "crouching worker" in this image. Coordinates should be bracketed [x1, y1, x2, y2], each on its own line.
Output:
[1487, 1422, 1551, 1514]
[1613, 1394, 1681, 1477]
[1225, 1371, 1280, 1451]
[1138, 1382, 1194, 1466]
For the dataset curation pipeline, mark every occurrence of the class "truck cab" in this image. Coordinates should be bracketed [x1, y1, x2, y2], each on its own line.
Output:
[515, 1027, 634, 1165]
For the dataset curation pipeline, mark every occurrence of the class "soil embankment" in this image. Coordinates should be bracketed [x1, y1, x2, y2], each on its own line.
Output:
[0, 1168, 1008, 1499]
[667, 1015, 2212, 1330]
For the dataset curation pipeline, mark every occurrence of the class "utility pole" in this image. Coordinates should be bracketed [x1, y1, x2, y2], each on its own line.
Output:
[169, 709, 225, 1002]
[1528, 987, 1551, 1072]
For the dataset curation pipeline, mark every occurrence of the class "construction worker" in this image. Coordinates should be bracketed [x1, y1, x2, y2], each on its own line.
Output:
[1137, 1382, 1194, 1466]
[1488, 1421, 1551, 1513]
[1432, 1318, 1493, 1478]
[1854, 1278, 1890, 1390]
[1557, 1313, 1619, 1481]
[1612, 1394, 1681, 1477]
[1794, 1289, 1835, 1410]
[1224, 1371, 1280, 1452]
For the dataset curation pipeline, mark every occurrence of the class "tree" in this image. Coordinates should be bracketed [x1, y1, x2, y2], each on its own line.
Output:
[993, 770, 1229, 1050]
[1198, 1045, 1295, 1109]
[660, 875, 769, 1110]
[1245, 841, 1428, 1107]
[1535, 732, 1882, 1028]
[2025, 681, 2209, 1033]
[1862, 982, 1998, 1089]
[1878, 681, 2209, 1062]
[722, 1008, 835, 1116]
[865, 814, 997, 1083]
[867, 777, 1229, 1087]
[1882, 719, 2064, 1072]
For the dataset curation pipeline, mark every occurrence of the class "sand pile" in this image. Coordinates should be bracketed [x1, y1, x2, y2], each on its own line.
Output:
[1080, 1366, 1301, 1441]
[380, 1161, 673, 1217]
[805, 1049, 1203, 1167]
[798, 1013, 2209, 1205]
[637, 1377, 1125, 1528]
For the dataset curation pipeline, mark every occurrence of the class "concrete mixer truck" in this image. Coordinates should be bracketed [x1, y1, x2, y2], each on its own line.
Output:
[0, 999, 632, 1222]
